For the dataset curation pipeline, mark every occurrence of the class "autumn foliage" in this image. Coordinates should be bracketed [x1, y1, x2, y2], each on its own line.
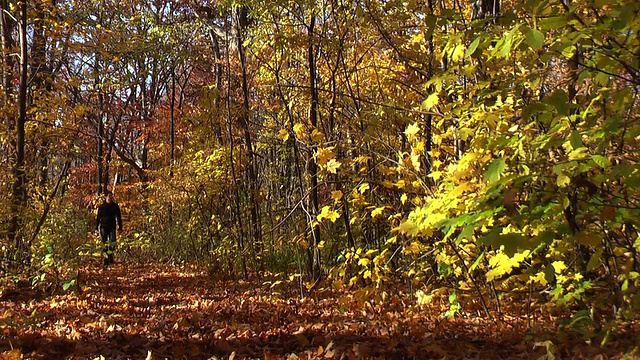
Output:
[1, 0, 640, 358]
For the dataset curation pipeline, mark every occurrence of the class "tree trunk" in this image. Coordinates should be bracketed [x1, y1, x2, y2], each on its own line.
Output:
[235, 6, 263, 277]
[32, 0, 51, 189]
[0, 0, 15, 132]
[96, 58, 105, 195]
[308, 15, 322, 282]
[9, 0, 29, 268]
[472, 0, 500, 21]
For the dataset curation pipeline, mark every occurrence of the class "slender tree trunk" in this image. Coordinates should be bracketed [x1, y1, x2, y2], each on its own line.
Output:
[96, 58, 105, 195]
[32, 0, 50, 189]
[425, 0, 435, 178]
[1, 0, 15, 133]
[209, 28, 224, 144]
[472, 0, 500, 21]
[169, 66, 176, 223]
[235, 6, 263, 277]
[225, 30, 248, 278]
[9, 0, 29, 267]
[308, 15, 322, 282]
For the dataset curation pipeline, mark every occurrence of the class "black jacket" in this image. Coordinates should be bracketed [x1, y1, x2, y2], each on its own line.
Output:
[97, 201, 122, 231]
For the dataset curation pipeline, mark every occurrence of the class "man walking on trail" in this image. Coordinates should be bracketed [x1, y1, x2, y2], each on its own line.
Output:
[96, 192, 122, 266]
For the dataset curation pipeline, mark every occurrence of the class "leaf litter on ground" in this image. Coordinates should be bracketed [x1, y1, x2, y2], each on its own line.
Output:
[1, 261, 638, 359]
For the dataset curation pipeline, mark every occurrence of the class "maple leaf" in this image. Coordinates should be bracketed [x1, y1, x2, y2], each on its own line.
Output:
[317, 206, 340, 222]
[405, 122, 420, 138]
[326, 159, 341, 174]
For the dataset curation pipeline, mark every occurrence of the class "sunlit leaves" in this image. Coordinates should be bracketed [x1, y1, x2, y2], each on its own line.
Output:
[484, 158, 506, 185]
[317, 206, 340, 223]
[278, 129, 290, 142]
[486, 250, 531, 282]
[421, 93, 439, 111]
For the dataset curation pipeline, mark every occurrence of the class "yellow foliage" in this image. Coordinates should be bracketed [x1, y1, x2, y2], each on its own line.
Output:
[370, 206, 386, 219]
[315, 147, 335, 166]
[317, 206, 340, 223]
[278, 129, 289, 142]
[331, 190, 343, 204]
[405, 123, 420, 138]
[326, 159, 342, 174]
[311, 129, 324, 142]
[293, 123, 306, 139]
[486, 250, 531, 282]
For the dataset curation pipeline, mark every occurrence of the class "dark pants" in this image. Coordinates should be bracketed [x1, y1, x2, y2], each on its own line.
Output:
[100, 227, 116, 265]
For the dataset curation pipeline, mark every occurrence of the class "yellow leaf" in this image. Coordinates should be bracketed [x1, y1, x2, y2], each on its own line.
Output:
[371, 206, 386, 219]
[405, 123, 420, 138]
[293, 123, 305, 139]
[411, 154, 421, 170]
[400, 193, 408, 204]
[422, 92, 439, 111]
[317, 206, 340, 222]
[428, 171, 442, 180]
[415, 290, 432, 305]
[315, 147, 335, 166]
[557, 174, 570, 187]
[358, 183, 370, 193]
[396, 221, 419, 236]
[326, 159, 341, 174]
[331, 190, 343, 203]
[403, 241, 422, 254]
[551, 261, 566, 274]
[311, 129, 324, 142]
[358, 258, 370, 266]
[531, 272, 548, 286]
[278, 129, 289, 142]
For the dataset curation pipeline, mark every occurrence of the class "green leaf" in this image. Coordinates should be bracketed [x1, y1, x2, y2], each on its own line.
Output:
[548, 90, 569, 115]
[484, 158, 507, 184]
[568, 147, 589, 161]
[587, 248, 603, 272]
[592, 155, 611, 168]
[625, 176, 640, 188]
[525, 27, 545, 49]
[466, 37, 481, 58]
[544, 265, 556, 284]
[561, 44, 576, 58]
[539, 16, 567, 30]
[62, 280, 74, 291]
[569, 130, 582, 150]
[469, 252, 485, 272]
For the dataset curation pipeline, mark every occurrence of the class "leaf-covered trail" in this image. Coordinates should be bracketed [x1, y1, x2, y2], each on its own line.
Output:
[0, 262, 635, 359]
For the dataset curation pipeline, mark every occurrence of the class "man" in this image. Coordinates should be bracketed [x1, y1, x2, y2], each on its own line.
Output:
[96, 192, 123, 266]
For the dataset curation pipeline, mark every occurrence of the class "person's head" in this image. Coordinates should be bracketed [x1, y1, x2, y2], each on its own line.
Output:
[105, 192, 114, 204]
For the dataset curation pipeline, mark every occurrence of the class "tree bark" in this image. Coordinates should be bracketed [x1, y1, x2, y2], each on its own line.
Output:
[0, 0, 15, 132]
[8, 0, 29, 267]
[235, 6, 263, 276]
[308, 15, 322, 282]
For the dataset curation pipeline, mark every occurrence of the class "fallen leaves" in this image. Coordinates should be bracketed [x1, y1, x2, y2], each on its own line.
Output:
[1, 261, 638, 359]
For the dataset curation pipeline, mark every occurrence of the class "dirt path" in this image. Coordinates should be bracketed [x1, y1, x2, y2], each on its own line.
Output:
[1, 261, 636, 359]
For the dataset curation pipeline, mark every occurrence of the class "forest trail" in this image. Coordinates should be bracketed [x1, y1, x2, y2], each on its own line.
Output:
[0, 261, 636, 359]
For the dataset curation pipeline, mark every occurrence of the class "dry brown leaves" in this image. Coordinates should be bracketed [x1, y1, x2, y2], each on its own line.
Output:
[1, 262, 638, 359]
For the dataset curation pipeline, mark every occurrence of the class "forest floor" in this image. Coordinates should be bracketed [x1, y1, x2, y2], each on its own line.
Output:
[1, 261, 639, 359]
